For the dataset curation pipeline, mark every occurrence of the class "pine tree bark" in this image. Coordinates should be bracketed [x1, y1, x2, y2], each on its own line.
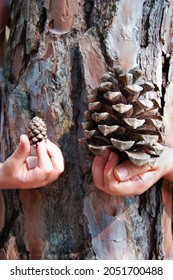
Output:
[0, 0, 173, 260]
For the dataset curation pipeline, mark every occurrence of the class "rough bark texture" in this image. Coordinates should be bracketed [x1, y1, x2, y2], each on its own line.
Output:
[0, 0, 173, 259]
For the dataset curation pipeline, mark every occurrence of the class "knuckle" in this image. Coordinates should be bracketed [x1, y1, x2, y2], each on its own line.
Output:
[39, 166, 53, 181]
[105, 184, 117, 194]
[104, 171, 112, 182]
[44, 166, 53, 176]
[57, 163, 65, 175]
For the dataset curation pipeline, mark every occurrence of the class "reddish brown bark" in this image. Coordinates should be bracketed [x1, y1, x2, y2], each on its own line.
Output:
[0, 0, 173, 260]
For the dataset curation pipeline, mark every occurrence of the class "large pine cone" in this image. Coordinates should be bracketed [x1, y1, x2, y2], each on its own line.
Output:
[82, 66, 164, 167]
[28, 116, 47, 146]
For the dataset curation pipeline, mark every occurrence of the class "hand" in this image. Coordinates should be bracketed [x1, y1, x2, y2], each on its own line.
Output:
[92, 147, 173, 196]
[0, 135, 64, 189]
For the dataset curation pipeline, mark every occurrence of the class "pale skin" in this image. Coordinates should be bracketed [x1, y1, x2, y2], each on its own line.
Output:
[1, 1, 172, 195]
[92, 147, 173, 196]
[0, 2, 64, 190]
[0, 135, 64, 189]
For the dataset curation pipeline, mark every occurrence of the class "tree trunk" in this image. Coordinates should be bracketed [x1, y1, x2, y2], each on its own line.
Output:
[0, 0, 173, 260]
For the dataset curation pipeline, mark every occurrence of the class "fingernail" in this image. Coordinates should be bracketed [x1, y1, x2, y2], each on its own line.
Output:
[26, 156, 38, 169]
[116, 166, 128, 180]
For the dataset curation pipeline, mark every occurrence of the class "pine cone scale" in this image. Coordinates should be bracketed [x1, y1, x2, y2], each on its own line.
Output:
[83, 66, 164, 167]
[28, 116, 47, 146]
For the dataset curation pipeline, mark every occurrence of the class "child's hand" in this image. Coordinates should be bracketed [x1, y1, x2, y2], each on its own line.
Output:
[0, 135, 64, 189]
[92, 147, 173, 196]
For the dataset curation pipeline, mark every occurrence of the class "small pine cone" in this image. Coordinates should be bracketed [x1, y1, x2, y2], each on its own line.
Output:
[82, 66, 165, 167]
[28, 116, 47, 146]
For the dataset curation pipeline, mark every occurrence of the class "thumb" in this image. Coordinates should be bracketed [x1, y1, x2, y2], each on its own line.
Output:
[11, 135, 30, 164]
[114, 160, 151, 181]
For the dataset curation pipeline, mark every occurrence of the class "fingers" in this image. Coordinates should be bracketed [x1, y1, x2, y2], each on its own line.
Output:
[103, 152, 120, 192]
[91, 150, 144, 196]
[91, 150, 162, 196]
[37, 141, 53, 175]
[1, 137, 65, 190]
[114, 160, 151, 181]
[33, 140, 64, 186]
[101, 152, 145, 196]
[22, 141, 54, 188]
[121, 170, 162, 196]
[46, 140, 64, 175]
[116, 175, 148, 196]
[92, 149, 111, 189]
[11, 134, 30, 165]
